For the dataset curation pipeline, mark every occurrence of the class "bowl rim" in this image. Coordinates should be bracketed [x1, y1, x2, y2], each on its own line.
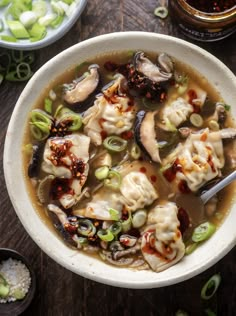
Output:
[0, 0, 87, 50]
[3, 31, 236, 289]
[0, 248, 36, 315]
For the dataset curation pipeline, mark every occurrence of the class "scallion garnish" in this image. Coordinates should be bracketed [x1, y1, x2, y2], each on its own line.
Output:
[0, 0, 79, 43]
[192, 222, 216, 243]
[201, 274, 221, 300]
[103, 136, 128, 152]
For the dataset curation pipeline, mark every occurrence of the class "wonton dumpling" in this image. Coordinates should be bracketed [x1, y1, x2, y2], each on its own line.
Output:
[73, 189, 123, 220]
[162, 97, 193, 128]
[42, 133, 90, 208]
[162, 128, 224, 192]
[83, 75, 135, 145]
[120, 171, 158, 212]
[141, 202, 185, 272]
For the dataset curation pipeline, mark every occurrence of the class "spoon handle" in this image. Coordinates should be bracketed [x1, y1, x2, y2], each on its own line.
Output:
[201, 170, 236, 204]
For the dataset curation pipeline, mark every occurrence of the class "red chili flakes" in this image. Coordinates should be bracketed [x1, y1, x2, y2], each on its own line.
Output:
[178, 180, 191, 194]
[186, 0, 235, 13]
[50, 178, 73, 200]
[64, 223, 78, 234]
[150, 175, 157, 183]
[100, 130, 108, 140]
[177, 207, 190, 235]
[121, 130, 133, 140]
[188, 89, 197, 106]
[163, 159, 182, 182]
[139, 167, 147, 173]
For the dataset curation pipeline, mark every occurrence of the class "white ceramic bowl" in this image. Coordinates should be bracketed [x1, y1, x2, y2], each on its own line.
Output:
[0, 0, 87, 50]
[4, 32, 236, 289]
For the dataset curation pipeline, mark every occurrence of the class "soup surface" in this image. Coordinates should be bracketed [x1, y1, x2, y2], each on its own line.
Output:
[23, 51, 236, 272]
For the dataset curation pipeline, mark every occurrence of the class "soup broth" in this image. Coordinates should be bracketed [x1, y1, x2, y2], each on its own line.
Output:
[23, 50, 236, 272]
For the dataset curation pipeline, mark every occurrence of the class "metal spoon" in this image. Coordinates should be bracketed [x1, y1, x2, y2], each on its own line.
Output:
[175, 170, 236, 223]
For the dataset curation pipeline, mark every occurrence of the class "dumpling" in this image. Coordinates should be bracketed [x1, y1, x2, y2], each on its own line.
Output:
[120, 171, 158, 212]
[162, 128, 224, 192]
[73, 188, 123, 220]
[141, 202, 185, 272]
[41, 133, 90, 208]
[162, 97, 193, 129]
[73, 163, 159, 219]
[83, 74, 135, 145]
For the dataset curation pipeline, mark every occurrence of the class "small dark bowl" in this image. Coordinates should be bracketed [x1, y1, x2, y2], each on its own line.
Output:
[0, 248, 36, 316]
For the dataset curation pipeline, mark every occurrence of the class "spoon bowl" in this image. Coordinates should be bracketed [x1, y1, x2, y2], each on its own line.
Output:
[175, 170, 236, 224]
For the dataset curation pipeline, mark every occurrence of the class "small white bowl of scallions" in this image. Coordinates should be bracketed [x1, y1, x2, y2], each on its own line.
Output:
[0, 0, 87, 50]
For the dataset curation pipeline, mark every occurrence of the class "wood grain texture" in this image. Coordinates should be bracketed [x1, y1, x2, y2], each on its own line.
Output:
[0, 0, 236, 315]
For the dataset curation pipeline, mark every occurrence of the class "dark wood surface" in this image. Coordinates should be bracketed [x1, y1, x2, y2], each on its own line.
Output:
[0, 1, 236, 315]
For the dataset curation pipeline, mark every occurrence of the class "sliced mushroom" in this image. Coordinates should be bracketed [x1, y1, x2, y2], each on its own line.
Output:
[113, 244, 141, 260]
[134, 110, 161, 163]
[28, 143, 44, 178]
[134, 51, 172, 83]
[63, 64, 100, 110]
[102, 250, 134, 266]
[48, 204, 69, 226]
[157, 53, 174, 73]
[37, 175, 55, 204]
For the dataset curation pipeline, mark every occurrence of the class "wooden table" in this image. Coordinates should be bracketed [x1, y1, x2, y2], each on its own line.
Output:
[0, 1, 235, 315]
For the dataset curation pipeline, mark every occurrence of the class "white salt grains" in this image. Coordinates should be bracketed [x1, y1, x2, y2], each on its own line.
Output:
[0, 258, 31, 303]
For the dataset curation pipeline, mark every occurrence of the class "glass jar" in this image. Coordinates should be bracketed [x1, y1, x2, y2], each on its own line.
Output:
[168, 0, 236, 41]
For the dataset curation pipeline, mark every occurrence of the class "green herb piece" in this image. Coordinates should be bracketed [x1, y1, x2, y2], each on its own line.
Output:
[95, 166, 109, 180]
[103, 136, 127, 152]
[0, 274, 10, 299]
[109, 208, 120, 221]
[201, 274, 221, 300]
[77, 219, 96, 237]
[7, 20, 30, 39]
[192, 222, 216, 243]
[97, 229, 114, 242]
[104, 170, 121, 190]
[154, 6, 168, 19]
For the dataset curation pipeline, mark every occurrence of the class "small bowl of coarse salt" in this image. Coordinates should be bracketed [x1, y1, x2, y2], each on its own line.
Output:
[0, 248, 36, 316]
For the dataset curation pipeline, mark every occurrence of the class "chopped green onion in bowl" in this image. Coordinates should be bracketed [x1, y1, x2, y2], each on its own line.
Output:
[0, 0, 87, 50]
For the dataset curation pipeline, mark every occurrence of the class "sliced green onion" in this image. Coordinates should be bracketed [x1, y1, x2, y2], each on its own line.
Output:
[0, 0, 10, 7]
[154, 6, 168, 19]
[185, 242, 198, 255]
[77, 219, 96, 237]
[121, 210, 132, 232]
[190, 113, 203, 127]
[132, 209, 147, 228]
[32, 0, 47, 18]
[164, 117, 177, 132]
[38, 13, 57, 26]
[192, 222, 216, 243]
[20, 11, 38, 28]
[5, 62, 33, 82]
[44, 98, 53, 114]
[174, 72, 188, 85]
[103, 136, 127, 152]
[0, 35, 17, 42]
[30, 123, 49, 140]
[50, 14, 64, 28]
[0, 273, 10, 299]
[109, 208, 120, 221]
[29, 22, 47, 41]
[54, 104, 64, 118]
[51, 0, 66, 15]
[30, 109, 52, 125]
[30, 121, 50, 135]
[130, 143, 141, 160]
[56, 107, 82, 131]
[223, 104, 231, 111]
[201, 274, 221, 300]
[11, 50, 24, 63]
[95, 166, 109, 180]
[109, 222, 122, 236]
[97, 229, 114, 242]
[7, 2, 30, 20]
[7, 20, 30, 39]
[104, 170, 121, 190]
